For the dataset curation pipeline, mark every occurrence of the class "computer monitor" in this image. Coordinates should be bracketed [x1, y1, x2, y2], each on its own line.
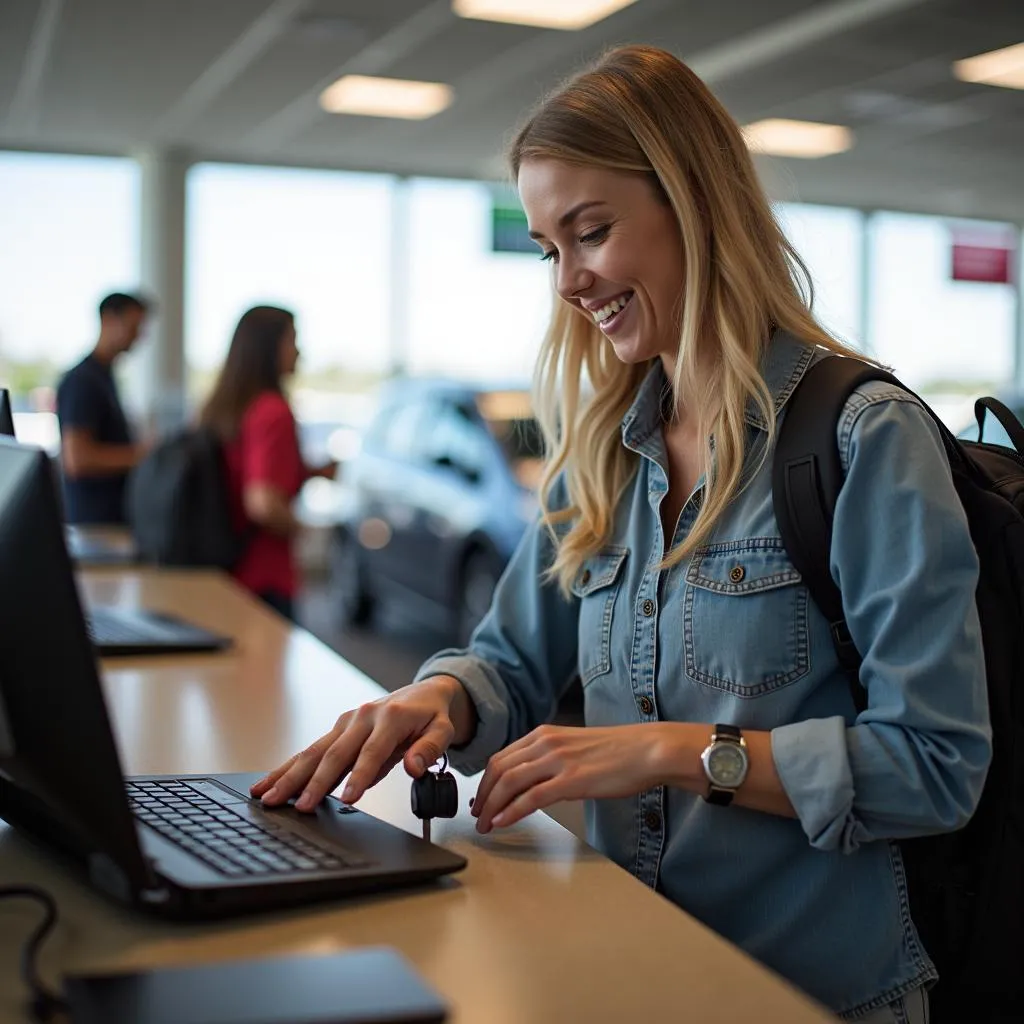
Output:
[0, 436, 148, 881]
[0, 388, 15, 438]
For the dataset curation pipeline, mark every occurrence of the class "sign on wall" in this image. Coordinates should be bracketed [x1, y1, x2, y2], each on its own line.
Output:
[491, 191, 534, 254]
[950, 225, 1017, 284]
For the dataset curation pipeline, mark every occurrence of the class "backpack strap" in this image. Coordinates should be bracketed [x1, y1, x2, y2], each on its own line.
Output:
[772, 356, 903, 712]
[975, 397, 1024, 453]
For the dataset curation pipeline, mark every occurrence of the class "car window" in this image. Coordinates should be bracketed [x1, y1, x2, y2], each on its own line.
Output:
[373, 400, 432, 461]
[423, 401, 487, 479]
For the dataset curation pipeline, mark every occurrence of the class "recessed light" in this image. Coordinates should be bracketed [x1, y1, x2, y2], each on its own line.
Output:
[954, 42, 1024, 91]
[453, 0, 637, 31]
[744, 118, 854, 159]
[319, 75, 453, 119]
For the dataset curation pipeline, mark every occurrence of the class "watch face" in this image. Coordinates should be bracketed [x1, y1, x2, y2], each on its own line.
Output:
[707, 743, 748, 787]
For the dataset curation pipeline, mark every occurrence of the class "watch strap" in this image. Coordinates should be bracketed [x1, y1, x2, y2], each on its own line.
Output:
[706, 786, 735, 807]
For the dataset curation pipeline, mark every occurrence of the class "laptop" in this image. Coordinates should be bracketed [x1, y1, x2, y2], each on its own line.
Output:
[85, 605, 234, 656]
[0, 437, 467, 919]
[4, 402, 214, 654]
[65, 524, 139, 566]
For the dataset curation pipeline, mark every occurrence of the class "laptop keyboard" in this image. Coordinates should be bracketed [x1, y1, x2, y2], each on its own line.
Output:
[127, 780, 366, 877]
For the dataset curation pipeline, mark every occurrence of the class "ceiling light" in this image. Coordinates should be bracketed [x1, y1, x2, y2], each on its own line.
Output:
[744, 118, 854, 159]
[453, 0, 637, 31]
[954, 42, 1024, 90]
[319, 75, 453, 119]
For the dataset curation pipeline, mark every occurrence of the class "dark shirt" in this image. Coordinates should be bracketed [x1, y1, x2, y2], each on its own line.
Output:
[56, 354, 133, 524]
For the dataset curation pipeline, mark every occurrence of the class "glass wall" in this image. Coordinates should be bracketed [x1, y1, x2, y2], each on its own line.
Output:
[404, 178, 551, 383]
[0, 151, 140, 449]
[2, 149, 1019, 446]
[184, 163, 395, 429]
[776, 202, 865, 349]
[867, 213, 1018, 428]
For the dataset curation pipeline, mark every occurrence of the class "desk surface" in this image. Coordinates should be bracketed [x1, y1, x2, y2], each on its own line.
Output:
[0, 568, 835, 1023]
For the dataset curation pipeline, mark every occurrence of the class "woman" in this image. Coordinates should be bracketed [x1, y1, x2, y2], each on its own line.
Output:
[251, 48, 990, 1020]
[200, 305, 334, 620]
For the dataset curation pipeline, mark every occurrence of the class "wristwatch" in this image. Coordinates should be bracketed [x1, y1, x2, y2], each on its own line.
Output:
[700, 724, 749, 806]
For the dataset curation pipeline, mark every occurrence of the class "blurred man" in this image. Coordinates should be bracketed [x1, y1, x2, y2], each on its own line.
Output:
[56, 291, 151, 524]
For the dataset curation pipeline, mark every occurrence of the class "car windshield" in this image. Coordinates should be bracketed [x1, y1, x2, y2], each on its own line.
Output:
[476, 391, 545, 489]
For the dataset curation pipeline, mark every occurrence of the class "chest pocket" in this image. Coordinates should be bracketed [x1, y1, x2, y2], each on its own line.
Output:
[571, 547, 628, 686]
[684, 539, 809, 696]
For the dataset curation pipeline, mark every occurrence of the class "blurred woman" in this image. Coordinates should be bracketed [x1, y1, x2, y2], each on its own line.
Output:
[200, 305, 334, 620]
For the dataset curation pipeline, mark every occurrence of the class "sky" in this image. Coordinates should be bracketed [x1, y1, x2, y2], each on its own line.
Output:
[0, 151, 1019, 422]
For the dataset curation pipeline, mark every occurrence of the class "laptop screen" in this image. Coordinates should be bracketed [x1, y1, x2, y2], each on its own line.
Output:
[0, 389, 14, 438]
[0, 438, 150, 887]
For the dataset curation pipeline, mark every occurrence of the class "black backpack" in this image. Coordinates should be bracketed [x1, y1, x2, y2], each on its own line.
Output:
[773, 355, 1024, 1022]
[125, 427, 247, 569]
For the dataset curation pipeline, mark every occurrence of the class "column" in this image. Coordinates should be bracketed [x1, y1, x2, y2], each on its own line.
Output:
[858, 209, 875, 356]
[136, 148, 190, 433]
[388, 176, 411, 377]
[1015, 224, 1024, 393]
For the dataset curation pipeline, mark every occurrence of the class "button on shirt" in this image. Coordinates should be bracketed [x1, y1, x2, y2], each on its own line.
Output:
[415, 331, 991, 1017]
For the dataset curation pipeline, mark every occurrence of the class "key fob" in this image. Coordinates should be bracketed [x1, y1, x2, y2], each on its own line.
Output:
[411, 769, 458, 819]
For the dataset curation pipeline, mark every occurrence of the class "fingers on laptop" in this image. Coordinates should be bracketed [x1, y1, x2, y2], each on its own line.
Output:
[339, 726, 406, 805]
[254, 711, 356, 806]
[293, 718, 382, 810]
[249, 753, 299, 797]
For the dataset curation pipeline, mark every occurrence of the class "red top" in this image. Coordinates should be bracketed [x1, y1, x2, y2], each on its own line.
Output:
[225, 391, 306, 598]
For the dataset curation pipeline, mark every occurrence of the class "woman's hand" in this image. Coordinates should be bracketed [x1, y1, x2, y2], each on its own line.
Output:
[470, 724, 663, 833]
[250, 675, 475, 812]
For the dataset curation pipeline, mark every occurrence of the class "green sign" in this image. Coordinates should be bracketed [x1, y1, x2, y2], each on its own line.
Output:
[491, 197, 534, 254]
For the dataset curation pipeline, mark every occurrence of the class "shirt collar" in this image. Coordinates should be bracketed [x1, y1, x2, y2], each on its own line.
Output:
[620, 328, 815, 445]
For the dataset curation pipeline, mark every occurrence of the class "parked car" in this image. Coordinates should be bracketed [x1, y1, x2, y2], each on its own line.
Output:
[330, 377, 544, 644]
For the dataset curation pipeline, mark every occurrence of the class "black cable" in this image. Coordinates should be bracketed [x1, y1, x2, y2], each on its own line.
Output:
[0, 885, 69, 1022]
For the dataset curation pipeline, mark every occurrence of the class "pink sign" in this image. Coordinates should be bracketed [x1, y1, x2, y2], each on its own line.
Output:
[950, 227, 1016, 284]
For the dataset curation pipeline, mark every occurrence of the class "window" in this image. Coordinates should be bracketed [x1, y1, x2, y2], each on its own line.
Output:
[375, 400, 431, 461]
[423, 401, 488, 480]
[776, 203, 864, 348]
[404, 178, 551, 382]
[0, 151, 139, 450]
[867, 213, 1017, 424]
[185, 164, 394, 406]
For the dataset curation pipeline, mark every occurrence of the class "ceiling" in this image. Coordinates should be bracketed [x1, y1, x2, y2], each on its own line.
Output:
[2, 0, 1023, 222]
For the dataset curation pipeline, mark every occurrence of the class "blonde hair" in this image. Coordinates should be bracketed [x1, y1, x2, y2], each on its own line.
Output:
[510, 45, 864, 594]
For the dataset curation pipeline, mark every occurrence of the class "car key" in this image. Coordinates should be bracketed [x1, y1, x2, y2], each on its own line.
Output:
[411, 754, 458, 844]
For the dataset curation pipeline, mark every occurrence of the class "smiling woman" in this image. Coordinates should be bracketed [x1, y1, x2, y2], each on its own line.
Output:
[253, 45, 989, 1024]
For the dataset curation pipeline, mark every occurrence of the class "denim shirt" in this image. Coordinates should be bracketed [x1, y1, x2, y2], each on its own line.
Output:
[415, 331, 991, 1018]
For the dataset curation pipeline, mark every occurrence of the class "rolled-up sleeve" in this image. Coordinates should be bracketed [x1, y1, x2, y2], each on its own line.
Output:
[414, 503, 581, 776]
[772, 386, 992, 853]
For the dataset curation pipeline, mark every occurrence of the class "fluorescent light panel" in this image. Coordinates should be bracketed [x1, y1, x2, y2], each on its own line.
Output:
[453, 0, 637, 30]
[744, 118, 853, 159]
[954, 41, 1024, 90]
[319, 75, 453, 119]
